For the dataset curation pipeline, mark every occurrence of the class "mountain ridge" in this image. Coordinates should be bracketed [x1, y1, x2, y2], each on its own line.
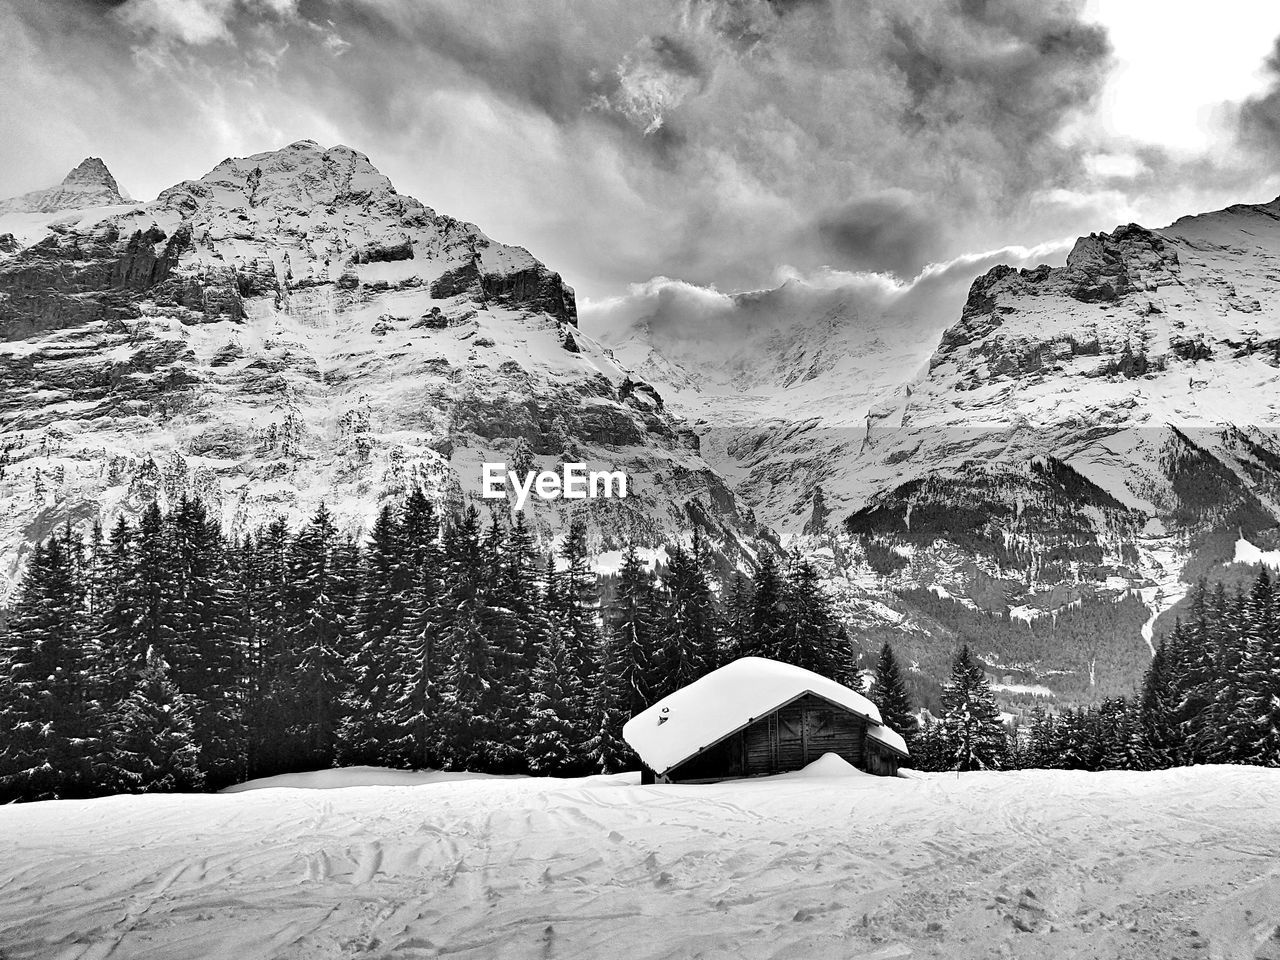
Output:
[0, 140, 762, 598]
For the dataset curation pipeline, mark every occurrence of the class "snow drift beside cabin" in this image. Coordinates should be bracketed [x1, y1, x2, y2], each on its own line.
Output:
[622, 656, 889, 775]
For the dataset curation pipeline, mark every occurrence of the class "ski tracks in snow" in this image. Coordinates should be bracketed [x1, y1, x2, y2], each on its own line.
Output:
[2, 768, 1280, 959]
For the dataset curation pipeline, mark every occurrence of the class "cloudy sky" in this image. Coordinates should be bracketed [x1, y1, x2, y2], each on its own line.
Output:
[6, 0, 1280, 338]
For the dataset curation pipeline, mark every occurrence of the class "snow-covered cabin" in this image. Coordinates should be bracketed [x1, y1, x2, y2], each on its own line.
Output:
[622, 657, 909, 783]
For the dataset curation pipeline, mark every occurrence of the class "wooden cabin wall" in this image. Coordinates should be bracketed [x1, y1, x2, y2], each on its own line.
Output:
[666, 694, 872, 782]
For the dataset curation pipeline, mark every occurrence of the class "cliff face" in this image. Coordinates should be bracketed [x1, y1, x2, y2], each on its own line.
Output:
[0, 141, 761, 597]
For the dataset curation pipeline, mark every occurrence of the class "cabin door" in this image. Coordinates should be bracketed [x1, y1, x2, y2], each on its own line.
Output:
[802, 707, 835, 764]
[778, 703, 836, 768]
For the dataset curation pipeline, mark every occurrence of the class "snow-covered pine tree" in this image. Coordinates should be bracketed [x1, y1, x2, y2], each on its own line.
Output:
[1095, 697, 1151, 771]
[746, 553, 786, 661]
[493, 510, 547, 767]
[1139, 633, 1179, 768]
[94, 516, 139, 715]
[1238, 568, 1280, 766]
[609, 545, 659, 712]
[283, 503, 353, 770]
[115, 648, 203, 793]
[387, 489, 445, 769]
[435, 507, 502, 771]
[243, 518, 293, 776]
[908, 716, 947, 771]
[654, 540, 718, 700]
[776, 557, 843, 681]
[0, 537, 103, 801]
[592, 545, 657, 772]
[340, 504, 408, 765]
[477, 513, 531, 773]
[550, 518, 601, 767]
[938, 644, 1008, 771]
[869, 642, 918, 742]
[1024, 706, 1060, 769]
[1194, 580, 1250, 763]
[1166, 581, 1216, 763]
[526, 612, 585, 776]
[169, 496, 246, 787]
[117, 503, 181, 668]
[1054, 708, 1101, 771]
[722, 571, 754, 661]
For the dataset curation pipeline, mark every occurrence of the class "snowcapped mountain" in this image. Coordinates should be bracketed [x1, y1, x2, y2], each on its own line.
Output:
[0, 141, 760, 597]
[0, 157, 132, 216]
[599, 279, 940, 533]
[613, 200, 1280, 705]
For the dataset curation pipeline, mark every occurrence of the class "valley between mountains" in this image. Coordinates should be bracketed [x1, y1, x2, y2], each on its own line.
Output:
[4, 142, 1280, 712]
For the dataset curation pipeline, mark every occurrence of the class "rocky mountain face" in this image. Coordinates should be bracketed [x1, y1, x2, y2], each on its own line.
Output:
[603, 281, 938, 534]
[0, 141, 761, 597]
[0, 158, 132, 216]
[620, 200, 1280, 708]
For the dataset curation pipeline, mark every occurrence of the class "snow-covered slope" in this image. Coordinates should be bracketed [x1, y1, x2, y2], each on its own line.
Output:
[601, 279, 939, 532]
[0, 141, 759, 596]
[836, 211, 1280, 617]
[2, 764, 1279, 959]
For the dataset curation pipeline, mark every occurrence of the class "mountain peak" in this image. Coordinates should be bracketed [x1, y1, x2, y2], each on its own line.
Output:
[0, 156, 132, 215]
[62, 156, 125, 196]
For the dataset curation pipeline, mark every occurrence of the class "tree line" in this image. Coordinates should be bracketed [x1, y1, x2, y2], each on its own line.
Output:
[0, 492, 855, 802]
[898, 572, 1280, 772]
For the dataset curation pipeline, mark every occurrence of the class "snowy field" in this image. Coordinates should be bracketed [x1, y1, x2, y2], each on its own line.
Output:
[2, 764, 1280, 960]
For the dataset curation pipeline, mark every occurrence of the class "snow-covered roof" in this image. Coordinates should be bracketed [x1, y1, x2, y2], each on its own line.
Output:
[866, 723, 909, 758]
[622, 657, 886, 775]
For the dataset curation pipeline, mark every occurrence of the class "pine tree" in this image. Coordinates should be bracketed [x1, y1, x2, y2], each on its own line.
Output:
[1166, 581, 1215, 763]
[526, 613, 584, 776]
[1139, 633, 1178, 768]
[1238, 568, 1280, 765]
[125, 503, 181, 661]
[94, 516, 139, 715]
[937, 645, 1008, 771]
[388, 490, 444, 768]
[436, 507, 501, 771]
[115, 648, 203, 793]
[283, 504, 352, 770]
[1052, 708, 1093, 770]
[1024, 706, 1060, 769]
[243, 518, 291, 776]
[496, 510, 547, 765]
[169, 497, 246, 786]
[0, 537, 103, 801]
[746, 553, 786, 660]
[909, 716, 948, 771]
[723, 571, 754, 661]
[654, 541, 718, 699]
[548, 518, 600, 769]
[340, 504, 407, 765]
[869, 642, 918, 741]
[591, 545, 659, 772]
[777, 557, 852, 684]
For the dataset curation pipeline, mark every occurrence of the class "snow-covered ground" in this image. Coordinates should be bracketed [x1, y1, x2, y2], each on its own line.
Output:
[3, 764, 1280, 959]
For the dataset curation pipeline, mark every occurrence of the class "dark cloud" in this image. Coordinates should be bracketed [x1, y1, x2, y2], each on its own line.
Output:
[1238, 38, 1280, 150]
[0, 0, 1125, 301]
[814, 193, 942, 278]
